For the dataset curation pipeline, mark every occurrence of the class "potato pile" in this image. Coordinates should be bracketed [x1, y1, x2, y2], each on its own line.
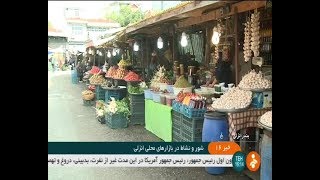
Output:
[238, 70, 272, 89]
[89, 74, 106, 85]
[114, 68, 128, 79]
[82, 90, 94, 100]
[106, 66, 117, 77]
[260, 111, 272, 127]
[211, 87, 252, 109]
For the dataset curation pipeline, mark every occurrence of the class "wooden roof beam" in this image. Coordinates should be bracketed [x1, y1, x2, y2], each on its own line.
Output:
[177, 0, 267, 29]
[126, 1, 221, 34]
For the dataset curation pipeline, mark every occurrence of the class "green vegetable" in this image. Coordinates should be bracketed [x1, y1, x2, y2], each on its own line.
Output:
[128, 85, 144, 94]
[174, 76, 192, 88]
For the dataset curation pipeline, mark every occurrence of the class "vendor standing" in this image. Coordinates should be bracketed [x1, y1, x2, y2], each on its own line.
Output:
[205, 52, 232, 87]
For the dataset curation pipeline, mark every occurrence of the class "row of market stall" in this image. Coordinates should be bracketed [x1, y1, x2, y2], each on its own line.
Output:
[73, 1, 272, 179]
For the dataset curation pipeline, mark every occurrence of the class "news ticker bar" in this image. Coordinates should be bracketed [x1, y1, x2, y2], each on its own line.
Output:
[48, 142, 209, 154]
[48, 142, 241, 155]
[48, 154, 233, 167]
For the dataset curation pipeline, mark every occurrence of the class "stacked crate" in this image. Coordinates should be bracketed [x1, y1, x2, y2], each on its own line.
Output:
[129, 94, 145, 125]
[172, 110, 204, 142]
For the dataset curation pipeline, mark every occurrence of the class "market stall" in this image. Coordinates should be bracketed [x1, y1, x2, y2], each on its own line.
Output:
[77, 1, 272, 178]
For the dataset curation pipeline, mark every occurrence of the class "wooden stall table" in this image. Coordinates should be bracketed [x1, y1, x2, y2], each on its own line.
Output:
[227, 107, 272, 152]
[145, 99, 172, 142]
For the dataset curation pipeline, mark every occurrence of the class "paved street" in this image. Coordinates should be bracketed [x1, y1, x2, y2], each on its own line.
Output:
[48, 70, 250, 180]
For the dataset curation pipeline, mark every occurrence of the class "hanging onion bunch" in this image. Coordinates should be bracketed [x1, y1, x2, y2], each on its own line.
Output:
[250, 10, 260, 57]
[243, 18, 252, 62]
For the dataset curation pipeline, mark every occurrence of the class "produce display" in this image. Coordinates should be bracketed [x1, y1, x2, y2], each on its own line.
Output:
[174, 75, 192, 88]
[250, 10, 260, 57]
[106, 66, 117, 78]
[238, 70, 272, 89]
[243, 18, 252, 62]
[117, 59, 131, 68]
[124, 71, 140, 81]
[82, 90, 94, 100]
[95, 100, 106, 118]
[128, 85, 144, 94]
[90, 66, 101, 74]
[175, 92, 205, 109]
[88, 85, 95, 91]
[89, 74, 106, 85]
[150, 66, 166, 90]
[211, 87, 252, 110]
[105, 97, 131, 119]
[139, 82, 148, 89]
[114, 68, 128, 79]
[260, 111, 272, 127]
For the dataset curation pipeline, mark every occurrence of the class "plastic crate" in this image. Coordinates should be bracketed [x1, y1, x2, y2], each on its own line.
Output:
[97, 116, 105, 124]
[95, 85, 105, 100]
[183, 106, 206, 119]
[105, 113, 128, 129]
[71, 70, 79, 84]
[172, 100, 184, 113]
[251, 92, 264, 109]
[129, 113, 145, 125]
[172, 133, 182, 142]
[114, 79, 127, 87]
[182, 116, 204, 132]
[172, 126, 182, 142]
[129, 94, 145, 103]
[180, 115, 204, 142]
[172, 110, 182, 123]
[130, 106, 145, 114]
[144, 89, 153, 99]
[83, 99, 94, 106]
[152, 92, 161, 103]
[104, 88, 127, 103]
[172, 110, 183, 142]
[180, 133, 202, 142]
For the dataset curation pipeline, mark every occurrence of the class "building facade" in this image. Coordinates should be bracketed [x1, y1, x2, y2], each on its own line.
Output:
[64, 7, 121, 52]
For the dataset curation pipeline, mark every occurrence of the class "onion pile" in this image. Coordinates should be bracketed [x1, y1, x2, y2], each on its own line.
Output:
[89, 74, 106, 85]
[211, 87, 252, 109]
[238, 70, 272, 89]
[106, 66, 117, 78]
[260, 111, 272, 127]
[250, 10, 260, 57]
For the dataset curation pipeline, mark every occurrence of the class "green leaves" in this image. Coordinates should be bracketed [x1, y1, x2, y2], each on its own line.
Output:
[106, 4, 145, 27]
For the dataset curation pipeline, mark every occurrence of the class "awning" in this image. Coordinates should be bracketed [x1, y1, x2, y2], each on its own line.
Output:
[93, 34, 117, 47]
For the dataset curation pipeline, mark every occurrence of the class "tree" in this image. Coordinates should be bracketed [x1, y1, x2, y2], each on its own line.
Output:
[107, 4, 145, 27]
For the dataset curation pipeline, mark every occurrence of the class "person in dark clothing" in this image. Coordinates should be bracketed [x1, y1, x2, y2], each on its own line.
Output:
[207, 52, 232, 87]
[76, 60, 86, 82]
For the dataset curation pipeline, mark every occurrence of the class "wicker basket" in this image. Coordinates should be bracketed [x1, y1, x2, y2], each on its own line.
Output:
[82, 91, 95, 100]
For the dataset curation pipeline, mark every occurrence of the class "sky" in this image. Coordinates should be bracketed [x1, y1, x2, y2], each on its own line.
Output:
[48, 1, 154, 30]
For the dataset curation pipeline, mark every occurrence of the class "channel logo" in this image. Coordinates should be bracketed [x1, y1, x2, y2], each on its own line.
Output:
[232, 151, 261, 172]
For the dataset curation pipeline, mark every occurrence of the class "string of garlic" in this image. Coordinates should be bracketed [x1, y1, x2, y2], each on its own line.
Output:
[250, 10, 260, 57]
[243, 18, 252, 62]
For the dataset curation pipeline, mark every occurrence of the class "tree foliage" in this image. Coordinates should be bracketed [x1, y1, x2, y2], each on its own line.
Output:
[107, 4, 145, 27]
